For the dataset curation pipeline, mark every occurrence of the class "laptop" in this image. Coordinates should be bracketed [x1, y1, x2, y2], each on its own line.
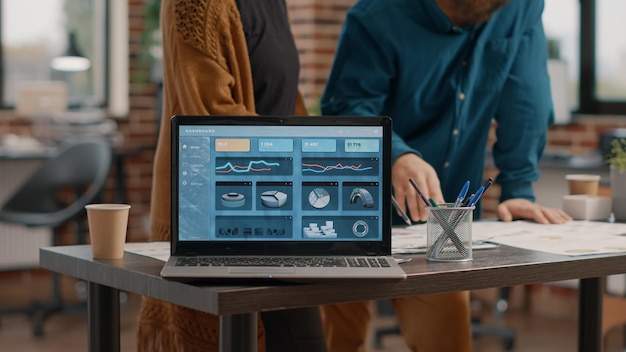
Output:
[160, 115, 406, 282]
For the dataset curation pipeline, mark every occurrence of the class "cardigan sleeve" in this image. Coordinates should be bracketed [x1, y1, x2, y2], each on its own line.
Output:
[163, 0, 257, 117]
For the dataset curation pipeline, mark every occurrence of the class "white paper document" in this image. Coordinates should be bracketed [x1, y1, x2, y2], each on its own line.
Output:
[392, 224, 498, 254]
[124, 241, 170, 262]
[473, 220, 626, 256]
[126, 221, 626, 259]
[392, 221, 626, 256]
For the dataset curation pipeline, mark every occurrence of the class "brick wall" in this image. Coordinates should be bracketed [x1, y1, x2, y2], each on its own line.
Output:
[288, 0, 356, 110]
[1, 1, 625, 243]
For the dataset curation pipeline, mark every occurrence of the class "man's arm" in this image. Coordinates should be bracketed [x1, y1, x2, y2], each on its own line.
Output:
[492, 12, 552, 203]
[320, 12, 441, 221]
[492, 5, 571, 224]
[320, 14, 391, 117]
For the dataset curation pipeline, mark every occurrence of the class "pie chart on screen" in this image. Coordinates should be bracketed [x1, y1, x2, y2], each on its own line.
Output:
[261, 190, 288, 208]
[308, 188, 330, 209]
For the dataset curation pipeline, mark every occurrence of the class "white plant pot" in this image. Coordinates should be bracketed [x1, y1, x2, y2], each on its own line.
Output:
[610, 165, 626, 220]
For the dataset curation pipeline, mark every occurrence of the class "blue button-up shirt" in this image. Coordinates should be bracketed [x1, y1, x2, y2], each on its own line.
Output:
[321, 0, 553, 216]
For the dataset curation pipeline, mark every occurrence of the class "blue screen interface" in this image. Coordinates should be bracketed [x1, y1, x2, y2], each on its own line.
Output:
[177, 124, 384, 242]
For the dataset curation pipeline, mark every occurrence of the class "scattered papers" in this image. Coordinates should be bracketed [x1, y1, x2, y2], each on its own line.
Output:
[126, 221, 626, 260]
[393, 221, 626, 256]
[473, 220, 626, 256]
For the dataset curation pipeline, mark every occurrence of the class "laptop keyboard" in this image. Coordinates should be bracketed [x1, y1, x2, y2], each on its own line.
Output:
[174, 256, 392, 268]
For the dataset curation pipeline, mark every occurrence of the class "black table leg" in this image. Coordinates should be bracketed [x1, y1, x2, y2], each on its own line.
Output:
[220, 313, 258, 352]
[579, 277, 604, 352]
[114, 153, 126, 203]
[88, 282, 120, 352]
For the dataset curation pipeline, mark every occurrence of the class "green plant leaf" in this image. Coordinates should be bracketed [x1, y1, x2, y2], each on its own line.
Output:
[605, 138, 626, 174]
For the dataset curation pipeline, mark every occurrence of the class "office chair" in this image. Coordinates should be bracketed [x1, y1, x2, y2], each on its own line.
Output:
[0, 135, 112, 337]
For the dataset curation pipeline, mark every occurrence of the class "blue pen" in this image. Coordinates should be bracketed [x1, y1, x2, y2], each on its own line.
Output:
[453, 181, 470, 207]
[482, 177, 494, 193]
[461, 194, 474, 207]
[466, 186, 485, 207]
[466, 177, 494, 207]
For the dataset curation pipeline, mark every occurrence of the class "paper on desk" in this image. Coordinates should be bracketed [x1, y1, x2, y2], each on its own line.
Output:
[123, 221, 625, 259]
[392, 224, 498, 254]
[124, 241, 170, 262]
[473, 220, 626, 256]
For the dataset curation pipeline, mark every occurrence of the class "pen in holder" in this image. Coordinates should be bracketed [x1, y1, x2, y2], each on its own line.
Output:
[426, 203, 474, 262]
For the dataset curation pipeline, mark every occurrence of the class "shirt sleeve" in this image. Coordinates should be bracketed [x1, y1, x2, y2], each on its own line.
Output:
[492, 14, 553, 203]
[319, 13, 420, 162]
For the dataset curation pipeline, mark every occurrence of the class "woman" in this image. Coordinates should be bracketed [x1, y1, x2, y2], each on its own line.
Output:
[137, 0, 327, 351]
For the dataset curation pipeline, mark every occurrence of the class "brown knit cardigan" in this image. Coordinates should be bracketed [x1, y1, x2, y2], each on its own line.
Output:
[137, 0, 307, 350]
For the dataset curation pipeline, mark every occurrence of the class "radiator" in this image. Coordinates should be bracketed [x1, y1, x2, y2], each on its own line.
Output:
[0, 224, 51, 270]
[0, 158, 52, 271]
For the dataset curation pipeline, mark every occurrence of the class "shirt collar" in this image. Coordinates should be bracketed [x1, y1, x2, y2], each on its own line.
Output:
[422, 0, 469, 34]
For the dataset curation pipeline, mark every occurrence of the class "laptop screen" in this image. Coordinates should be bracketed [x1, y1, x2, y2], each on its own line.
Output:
[171, 115, 392, 256]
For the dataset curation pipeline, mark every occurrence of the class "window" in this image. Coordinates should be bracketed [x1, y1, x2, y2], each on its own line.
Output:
[579, 0, 626, 114]
[543, 0, 626, 115]
[0, 0, 128, 116]
[594, 0, 626, 102]
[542, 0, 579, 123]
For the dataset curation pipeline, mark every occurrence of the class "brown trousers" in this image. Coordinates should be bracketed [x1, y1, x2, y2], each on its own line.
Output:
[321, 291, 471, 352]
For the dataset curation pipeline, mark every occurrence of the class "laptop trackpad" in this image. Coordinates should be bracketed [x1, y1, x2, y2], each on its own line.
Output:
[229, 267, 296, 274]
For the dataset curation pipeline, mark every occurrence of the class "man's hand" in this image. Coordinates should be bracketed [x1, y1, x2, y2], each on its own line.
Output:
[497, 199, 573, 224]
[391, 153, 443, 223]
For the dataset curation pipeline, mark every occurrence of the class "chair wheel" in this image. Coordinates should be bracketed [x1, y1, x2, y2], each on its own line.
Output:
[33, 323, 44, 338]
[494, 298, 509, 316]
[120, 291, 128, 304]
[503, 337, 515, 350]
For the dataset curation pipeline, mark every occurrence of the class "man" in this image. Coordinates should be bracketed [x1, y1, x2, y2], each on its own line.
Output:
[320, 0, 572, 350]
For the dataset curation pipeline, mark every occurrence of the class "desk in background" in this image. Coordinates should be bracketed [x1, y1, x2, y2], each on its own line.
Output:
[40, 244, 626, 352]
[0, 141, 143, 269]
[534, 151, 610, 209]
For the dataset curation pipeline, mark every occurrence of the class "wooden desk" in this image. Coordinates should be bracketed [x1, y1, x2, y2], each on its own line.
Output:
[40, 244, 626, 352]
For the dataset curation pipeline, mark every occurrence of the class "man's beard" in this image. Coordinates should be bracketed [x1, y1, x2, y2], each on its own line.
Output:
[452, 0, 510, 25]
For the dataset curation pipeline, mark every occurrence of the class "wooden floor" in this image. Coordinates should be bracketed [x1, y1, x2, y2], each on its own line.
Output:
[1, 272, 626, 351]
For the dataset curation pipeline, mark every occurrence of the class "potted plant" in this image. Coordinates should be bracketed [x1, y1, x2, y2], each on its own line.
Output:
[605, 138, 626, 220]
[135, 0, 162, 87]
[606, 138, 626, 172]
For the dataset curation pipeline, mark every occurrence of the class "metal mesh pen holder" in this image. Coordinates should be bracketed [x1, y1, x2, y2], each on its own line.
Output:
[426, 204, 474, 262]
